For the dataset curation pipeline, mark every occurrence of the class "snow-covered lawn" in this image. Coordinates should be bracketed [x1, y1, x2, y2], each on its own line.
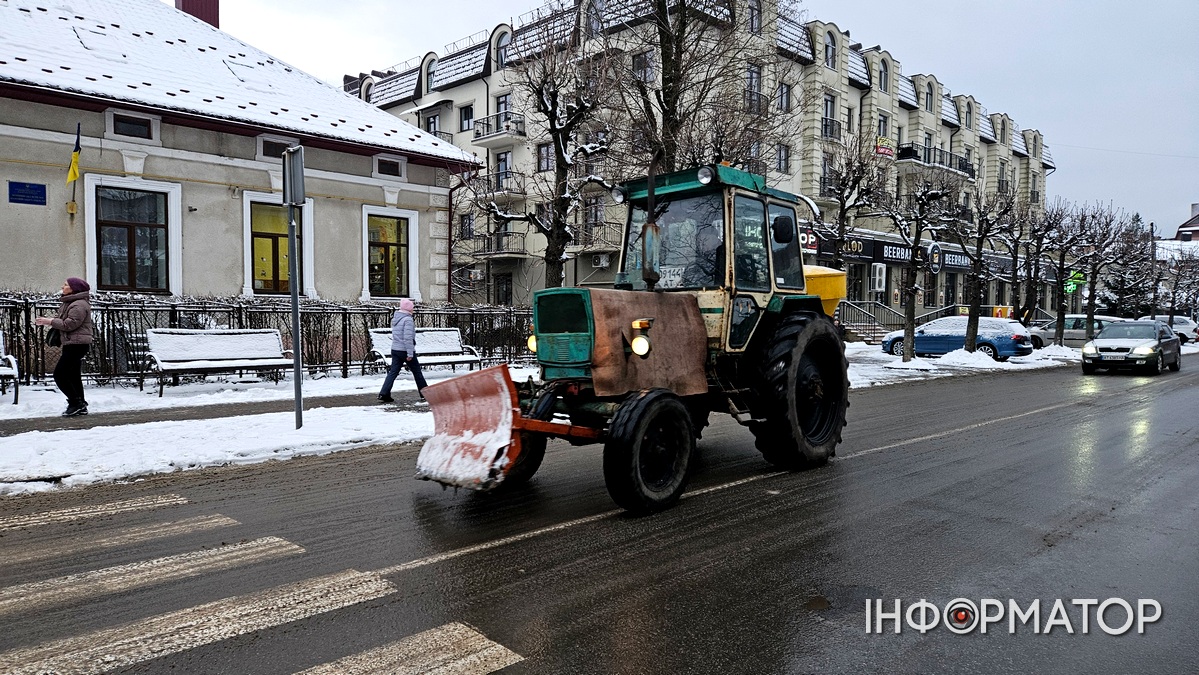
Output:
[1, 342, 1192, 496]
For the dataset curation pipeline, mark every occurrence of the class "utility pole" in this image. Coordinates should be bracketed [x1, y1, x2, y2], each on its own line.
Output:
[1149, 221, 1159, 317]
[282, 146, 306, 429]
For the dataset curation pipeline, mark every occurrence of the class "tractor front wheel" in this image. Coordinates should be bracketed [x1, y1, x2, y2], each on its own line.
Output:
[751, 313, 849, 469]
[603, 389, 695, 514]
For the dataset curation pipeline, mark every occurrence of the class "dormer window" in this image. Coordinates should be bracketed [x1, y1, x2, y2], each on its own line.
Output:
[1000, 120, 1007, 143]
[878, 59, 889, 93]
[965, 102, 973, 129]
[496, 32, 511, 68]
[426, 59, 437, 93]
[748, 0, 762, 34]
[104, 109, 161, 146]
[824, 31, 837, 69]
[586, 0, 604, 37]
[925, 82, 934, 112]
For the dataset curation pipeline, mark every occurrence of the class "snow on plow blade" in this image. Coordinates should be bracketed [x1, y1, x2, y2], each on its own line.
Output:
[416, 364, 521, 491]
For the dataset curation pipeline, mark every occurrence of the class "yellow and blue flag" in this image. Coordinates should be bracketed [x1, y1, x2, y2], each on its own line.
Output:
[66, 123, 81, 185]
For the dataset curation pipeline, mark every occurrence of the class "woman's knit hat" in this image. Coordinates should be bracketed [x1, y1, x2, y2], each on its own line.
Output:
[66, 277, 90, 293]
[400, 298, 415, 313]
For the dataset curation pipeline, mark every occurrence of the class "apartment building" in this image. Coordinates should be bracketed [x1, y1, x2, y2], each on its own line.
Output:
[0, 0, 476, 302]
[347, 0, 1055, 309]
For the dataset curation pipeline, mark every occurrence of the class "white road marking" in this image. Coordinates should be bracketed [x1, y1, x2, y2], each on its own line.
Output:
[840, 401, 1076, 460]
[2, 514, 239, 567]
[295, 622, 523, 675]
[0, 536, 302, 616]
[0, 494, 188, 532]
[0, 570, 397, 675]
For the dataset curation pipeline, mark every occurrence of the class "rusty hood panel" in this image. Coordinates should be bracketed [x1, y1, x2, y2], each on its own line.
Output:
[587, 288, 709, 397]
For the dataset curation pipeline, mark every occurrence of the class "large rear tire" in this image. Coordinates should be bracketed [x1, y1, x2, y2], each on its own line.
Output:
[603, 389, 695, 514]
[751, 313, 849, 469]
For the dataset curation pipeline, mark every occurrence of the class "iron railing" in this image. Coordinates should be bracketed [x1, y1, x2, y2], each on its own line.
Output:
[896, 144, 976, 177]
[743, 89, 769, 116]
[480, 231, 527, 255]
[821, 117, 842, 140]
[472, 112, 526, 140]
[0, 297, 533, 386]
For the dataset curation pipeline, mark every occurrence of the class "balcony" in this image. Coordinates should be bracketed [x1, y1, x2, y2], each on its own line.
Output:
[472, 112, 526, 149]
[997, 179, 1011, 194]
[744, 89, 769, 116]
[470, 171, 526, 199]
[570, 222, 623, 251]
[821, 117, 842, 140]
[819, 176, 840, 198]
[477, 231, 528, 258]
[1029, 190, 1041, 203]
[741, 158, 768, 176]
[428, 130, 454, 143]
[895, 143, 977, 179]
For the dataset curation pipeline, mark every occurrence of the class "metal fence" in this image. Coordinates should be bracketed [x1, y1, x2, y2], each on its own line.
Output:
[0, 297, 533, 386]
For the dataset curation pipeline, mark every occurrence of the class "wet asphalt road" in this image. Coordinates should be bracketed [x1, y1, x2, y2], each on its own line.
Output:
[1, 361, 1197, 673]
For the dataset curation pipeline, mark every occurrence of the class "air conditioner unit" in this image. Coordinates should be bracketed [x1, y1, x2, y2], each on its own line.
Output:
[870, 262, 887, 292]
[592, 253, 611, 269]
[467, 269, 484, 281]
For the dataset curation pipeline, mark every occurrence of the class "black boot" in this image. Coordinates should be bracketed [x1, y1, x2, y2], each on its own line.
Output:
[62, 400, 83, 417]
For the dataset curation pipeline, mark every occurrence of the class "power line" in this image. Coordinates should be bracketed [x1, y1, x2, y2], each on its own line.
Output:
[1052, 143, 1199, 161]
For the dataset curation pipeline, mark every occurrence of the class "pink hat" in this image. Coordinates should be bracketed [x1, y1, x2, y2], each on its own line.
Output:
[400, 298, 415, 313]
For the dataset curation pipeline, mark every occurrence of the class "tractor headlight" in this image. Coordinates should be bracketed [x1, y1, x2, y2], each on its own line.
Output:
[610, 186, 626, 204]
[631, 334, 652, 356]
[526, 334, 537, 353]
[697, 165, 715, 185]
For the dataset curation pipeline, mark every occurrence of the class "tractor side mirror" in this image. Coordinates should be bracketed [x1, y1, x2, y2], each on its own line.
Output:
[771, 215, 795, 244]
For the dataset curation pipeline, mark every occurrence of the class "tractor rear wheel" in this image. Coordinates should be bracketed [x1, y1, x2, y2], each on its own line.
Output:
[603, 389, 695, 513]
[751, 313, 849, 469]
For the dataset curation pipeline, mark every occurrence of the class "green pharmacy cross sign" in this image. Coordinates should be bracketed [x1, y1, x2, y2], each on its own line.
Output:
[1064, 271, 1085, 293]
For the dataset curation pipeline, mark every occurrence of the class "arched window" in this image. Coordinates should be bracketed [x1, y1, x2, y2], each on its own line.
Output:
[925, 82, 934, 112]
[586, 0, 604, 37]
[878, 59, 889, 93]
[747, 0, 762, 34]
[965, 102, 973, 129]
[1000, 120, 1007, 143]
[496, 32, 511, 68]
[824, 31, 837, 69]
[425, 59, 437, 93]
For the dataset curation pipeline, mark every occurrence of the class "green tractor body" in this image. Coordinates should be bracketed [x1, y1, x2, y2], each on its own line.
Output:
[417, 165, 850, 513]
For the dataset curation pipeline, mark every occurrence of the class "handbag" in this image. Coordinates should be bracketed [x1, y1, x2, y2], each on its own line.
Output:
[45, 327, 61, 347]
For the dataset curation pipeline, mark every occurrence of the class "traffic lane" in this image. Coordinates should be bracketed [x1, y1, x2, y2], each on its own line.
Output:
[143, 364, 1199, 673]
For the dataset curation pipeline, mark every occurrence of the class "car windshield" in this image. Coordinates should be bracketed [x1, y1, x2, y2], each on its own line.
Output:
[1097, 324, 1155, 340]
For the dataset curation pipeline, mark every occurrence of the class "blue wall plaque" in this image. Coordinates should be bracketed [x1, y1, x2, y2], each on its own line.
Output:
[8, 182, 48, 206]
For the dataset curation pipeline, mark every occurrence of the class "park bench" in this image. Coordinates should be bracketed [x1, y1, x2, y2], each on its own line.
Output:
[144, 328, 294, 396]
[0, 330, 18, 404]
[368, 327, 481, 371]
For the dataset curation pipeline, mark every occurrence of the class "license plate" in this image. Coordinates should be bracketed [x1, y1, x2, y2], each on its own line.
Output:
[1101, 354, 1124, 361]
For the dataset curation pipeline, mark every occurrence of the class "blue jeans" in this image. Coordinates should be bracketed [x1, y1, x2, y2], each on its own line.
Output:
[379, 350, 428, 397]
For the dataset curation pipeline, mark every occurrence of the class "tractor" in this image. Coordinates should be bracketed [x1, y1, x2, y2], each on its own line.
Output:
[417, 164, 849, 513]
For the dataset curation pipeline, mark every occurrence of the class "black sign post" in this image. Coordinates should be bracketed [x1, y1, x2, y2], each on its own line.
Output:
[282, 146, 305, 429]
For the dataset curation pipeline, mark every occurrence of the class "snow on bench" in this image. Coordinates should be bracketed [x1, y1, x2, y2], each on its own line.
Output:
[368, 327, 481, 371]
[145, 328, 294, 396]
[0, 330, 18, 404]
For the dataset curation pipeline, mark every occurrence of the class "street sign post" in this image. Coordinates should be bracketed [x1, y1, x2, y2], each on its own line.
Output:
[282, 146, 305, 429]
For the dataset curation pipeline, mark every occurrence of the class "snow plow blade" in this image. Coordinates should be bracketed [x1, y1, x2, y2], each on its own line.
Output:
[416, 364, 524, 491]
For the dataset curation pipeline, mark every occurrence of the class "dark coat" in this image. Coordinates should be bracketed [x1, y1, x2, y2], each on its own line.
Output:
[52, 291, 94, 346]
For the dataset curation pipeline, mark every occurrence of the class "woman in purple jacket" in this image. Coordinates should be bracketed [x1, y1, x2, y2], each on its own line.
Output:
[35, 277, 94, 416]
[377, 298, 428, 403]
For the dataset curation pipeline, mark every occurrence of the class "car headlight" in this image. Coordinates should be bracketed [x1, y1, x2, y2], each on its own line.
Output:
[1132, 344, 1156, 355]
[1081, 343, 1098, 355]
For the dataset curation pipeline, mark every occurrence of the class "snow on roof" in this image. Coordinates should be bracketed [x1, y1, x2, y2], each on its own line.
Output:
[978, 113, 996, 142]
[940, 95, 960, 126]
[1011, 123, 1029, 156]
[0, 0, 476, 166]
[430, 44, 487, 91]
[370, 67, 420, 108]
[847, 48, 870, 87]
[897, 75, 918, 109]
[1041, 143, 1055, 169]
[777, 14, 815, 62]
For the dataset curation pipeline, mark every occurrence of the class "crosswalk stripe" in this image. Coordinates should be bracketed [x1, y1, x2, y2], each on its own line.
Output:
[0, 536, 303, 616]
[0, 570, 397, 675]
[295, 622, 523, 675]
[0, 494, 188, 532]
[1, 514, 240, 567]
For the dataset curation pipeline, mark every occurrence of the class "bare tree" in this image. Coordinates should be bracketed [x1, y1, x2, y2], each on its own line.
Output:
[464, 13, 614, 290]
[812, 123, 894, 270]
[596, 0, 809, 178]
[1162, 246, 1199, 322]
[947, 182, 1016, 352]
[1042, 203, 1085, 346]
[1016, 199, 1067, 327]
[1076, 204, 1133, 338]
[874, 168, 965, 361]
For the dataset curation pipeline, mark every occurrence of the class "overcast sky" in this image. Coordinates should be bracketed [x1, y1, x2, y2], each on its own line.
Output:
[194, 0, 1199, 236]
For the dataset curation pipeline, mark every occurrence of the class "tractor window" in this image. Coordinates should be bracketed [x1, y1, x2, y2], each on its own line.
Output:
[622, 193, 725, 290]
[732, 195, 770, 292]
[768, 203, 804, 289]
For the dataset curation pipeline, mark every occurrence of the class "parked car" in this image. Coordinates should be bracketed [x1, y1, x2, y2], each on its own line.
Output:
[1136, 315, 1197, 344]
[1081, 320, 1182, 375]
[1029, 314, 1124, 349]
[881, 316, 1033, 361]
